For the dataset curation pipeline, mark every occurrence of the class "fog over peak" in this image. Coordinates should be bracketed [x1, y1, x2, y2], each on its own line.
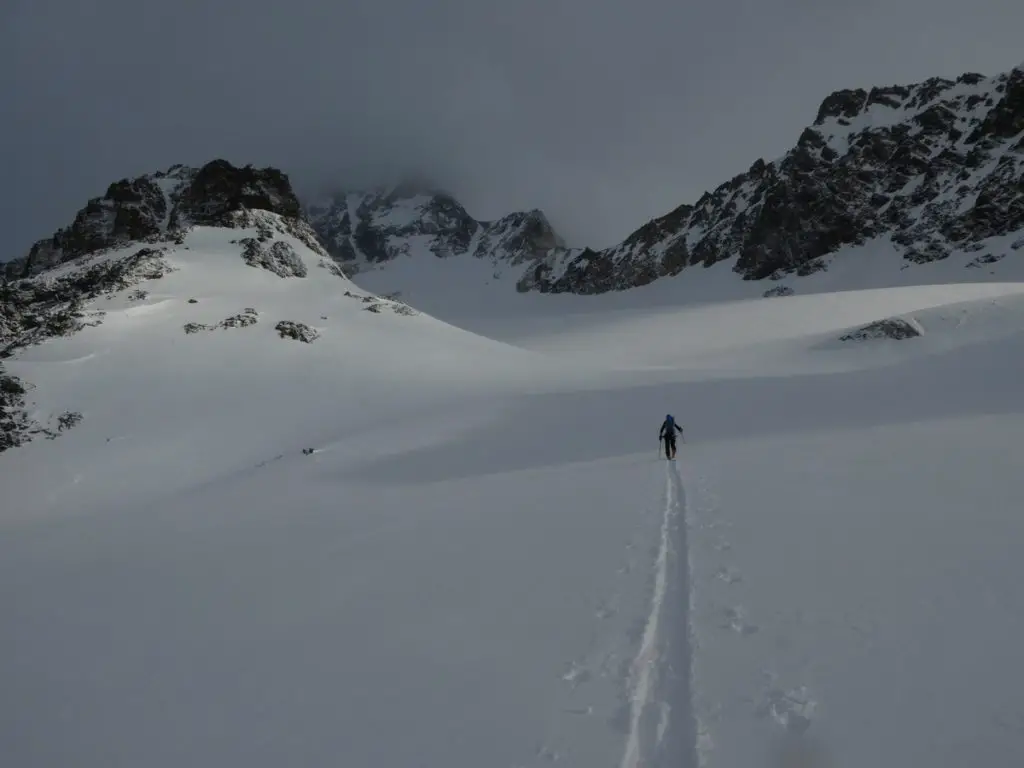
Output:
[3, 0, 1022, 257]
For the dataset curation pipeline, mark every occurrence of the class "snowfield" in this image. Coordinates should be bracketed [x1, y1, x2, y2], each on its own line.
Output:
[3, 225, 1024, 767]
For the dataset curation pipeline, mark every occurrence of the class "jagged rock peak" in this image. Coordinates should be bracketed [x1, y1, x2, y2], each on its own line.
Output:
[809, 68, 1015, 137]
[305, 184, 567, 274]
[173, 160, 301, 227]
[5, 160, 305, 280]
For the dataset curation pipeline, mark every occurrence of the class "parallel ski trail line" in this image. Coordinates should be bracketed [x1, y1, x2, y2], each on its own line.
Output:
[619, 459, 697, 768]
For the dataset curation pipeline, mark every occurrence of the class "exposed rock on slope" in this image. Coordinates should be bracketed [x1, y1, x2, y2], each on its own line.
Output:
[274, 320, 319, 343]
[840, 318, 924, 341]
[343, 289, 419, 316]
[4, 160, 326, 280]
[184, 308, 261, 335]
[239, 238, 308, 278]
[0, 160, 336, 453]
[0, 371, 33, 451]
[1, 247, 171, 357]
[520, 62, 1024, 294]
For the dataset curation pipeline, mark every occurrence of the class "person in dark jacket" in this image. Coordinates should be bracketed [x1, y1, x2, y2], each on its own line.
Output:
[659, 414, 683, 459]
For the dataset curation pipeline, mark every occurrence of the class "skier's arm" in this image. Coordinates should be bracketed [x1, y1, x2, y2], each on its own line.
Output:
[675, 423, 683, 433]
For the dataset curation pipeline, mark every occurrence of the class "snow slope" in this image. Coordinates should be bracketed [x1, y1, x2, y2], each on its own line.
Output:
[3, 224, 1024, 767]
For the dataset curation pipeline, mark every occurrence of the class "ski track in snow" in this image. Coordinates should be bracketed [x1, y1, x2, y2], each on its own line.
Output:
[619, 460, 697, 768]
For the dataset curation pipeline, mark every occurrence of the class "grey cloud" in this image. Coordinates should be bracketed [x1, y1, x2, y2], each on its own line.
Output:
[3, 0, 1022, 258]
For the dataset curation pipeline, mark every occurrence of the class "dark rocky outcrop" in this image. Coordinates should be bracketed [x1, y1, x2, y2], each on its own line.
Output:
[5, 160, 308, 280]
[1, 247, 170, 358]
[239, 238, 308, 278]
[220, 308, 260, 328]
[839, 318, 923, 341]
[274, 320, 319, 343]
[0, 369, 83, 453]
[170, 161, 300, 228]
[343, 290, 419, 316]
[183, 308, 260, 335]
[0, 369, 33, 453]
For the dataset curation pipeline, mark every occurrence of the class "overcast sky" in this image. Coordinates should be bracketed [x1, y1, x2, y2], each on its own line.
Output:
[3, 0, 1022, 258]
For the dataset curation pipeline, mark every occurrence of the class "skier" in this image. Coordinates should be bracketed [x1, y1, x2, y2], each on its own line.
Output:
[659, 414, 683, 459]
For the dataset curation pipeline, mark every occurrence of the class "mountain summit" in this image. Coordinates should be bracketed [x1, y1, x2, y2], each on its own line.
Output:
[305, 185, 566, 274]
[3, 160, 330, 280]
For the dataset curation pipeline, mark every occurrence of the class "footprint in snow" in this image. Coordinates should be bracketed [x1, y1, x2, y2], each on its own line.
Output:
[595, 600, 617, 620]
[535, 745, 561, 762]
[561, 662, 592, 688]
[715, 566, 742, 585]
[757, 683, 816, 734]
[721, 606, 759, 635]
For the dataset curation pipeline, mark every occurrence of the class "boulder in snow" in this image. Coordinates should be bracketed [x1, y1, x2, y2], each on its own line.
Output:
[275, 320, 319, 343]
[183, 308, 260, 334]
[839, 318, 923, 341]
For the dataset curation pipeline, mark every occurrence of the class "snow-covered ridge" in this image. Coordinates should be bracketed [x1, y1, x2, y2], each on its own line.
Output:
[521, 62, 1024, 294]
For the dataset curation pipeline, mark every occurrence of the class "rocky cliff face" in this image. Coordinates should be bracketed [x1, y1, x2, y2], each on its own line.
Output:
[305, 184, 567, 275]
[520, 63, 1024, 294]
[4, 160, 317, 280]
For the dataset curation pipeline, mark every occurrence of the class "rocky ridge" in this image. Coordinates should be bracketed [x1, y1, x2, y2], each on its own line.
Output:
[4, 159, 323, 280]
[520, 62, 1024, 293]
